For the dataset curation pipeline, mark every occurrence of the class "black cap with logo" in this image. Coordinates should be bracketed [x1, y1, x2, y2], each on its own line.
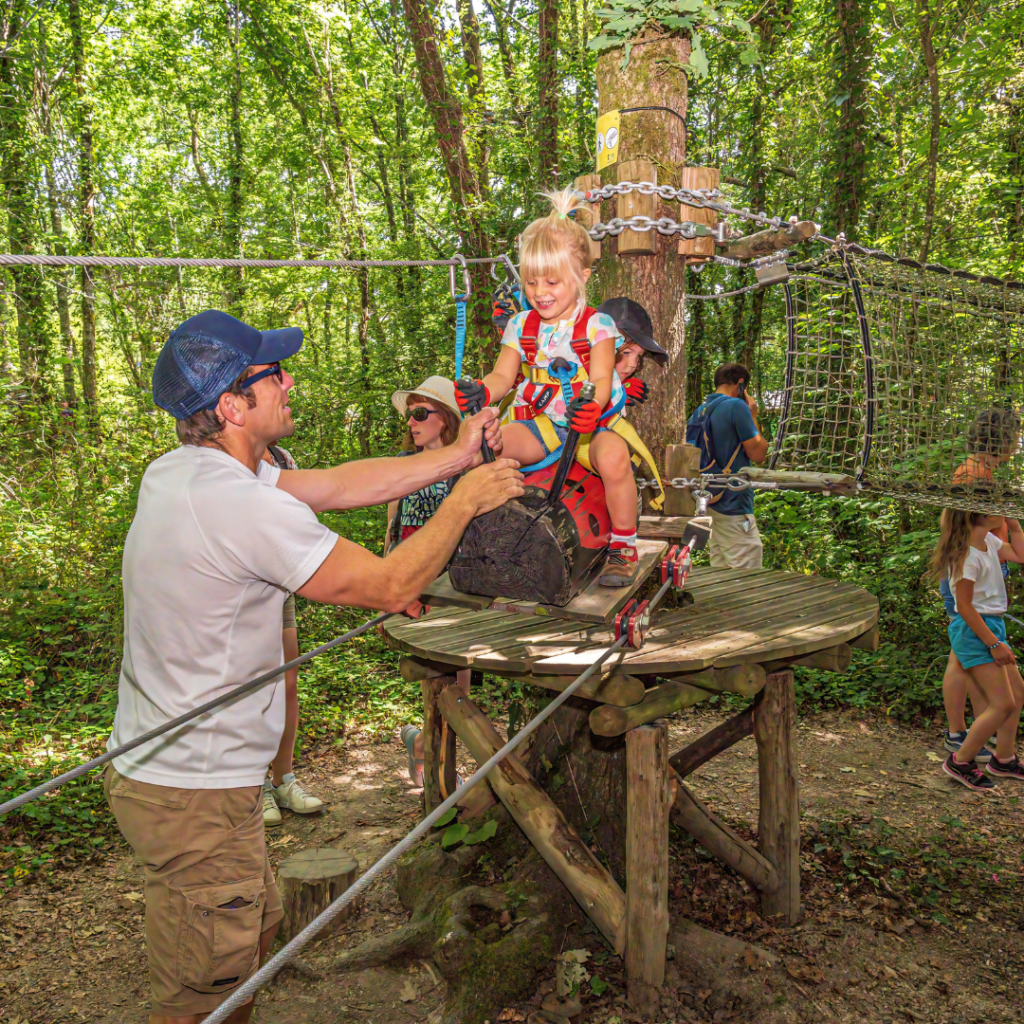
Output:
[596, 298, 668, 367]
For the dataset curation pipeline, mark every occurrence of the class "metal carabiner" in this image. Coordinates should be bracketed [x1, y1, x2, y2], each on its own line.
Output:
[490, 253, 520, 287]
[449, 253, 471, 299]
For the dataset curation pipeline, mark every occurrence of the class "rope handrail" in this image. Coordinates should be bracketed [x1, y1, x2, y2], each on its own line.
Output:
[203, 633, 631, 1024]
[0, 613, 391, 818]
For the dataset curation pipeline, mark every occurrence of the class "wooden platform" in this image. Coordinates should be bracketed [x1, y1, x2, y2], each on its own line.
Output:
[421, 539, 667, 624]
[396, 566, 878, 677]
[396, 565, 879, 1011]
[638, 515, 693, 540]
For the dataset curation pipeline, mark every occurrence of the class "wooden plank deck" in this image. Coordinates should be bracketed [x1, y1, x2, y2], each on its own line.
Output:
[385, 567, 879, 678]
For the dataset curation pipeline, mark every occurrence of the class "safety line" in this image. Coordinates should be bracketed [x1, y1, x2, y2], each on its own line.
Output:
[0, 254, 507, 270]
[0, 613, 391, 818]
[204, 633, 631, 1024]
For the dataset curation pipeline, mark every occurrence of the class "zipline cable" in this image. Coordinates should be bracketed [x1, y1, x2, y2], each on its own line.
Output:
[0, 612, 391, 818]
[0, 254, 509, 270]
[203, 632, 631, 1024]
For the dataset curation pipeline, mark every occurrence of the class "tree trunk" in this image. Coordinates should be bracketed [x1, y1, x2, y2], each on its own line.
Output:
[915, 0, 941, 263]
[595, 33, 689, 468]
[457, 0, 488, 193]
[1007, 83, 1023, 269]
[222, 0, 245, 313]
[0, 0, 46, 403]
[344, 147, 373, 457]
[828, 0, 872, 239]
[537, 0, 559, 189]
[68, 0, 98, 424]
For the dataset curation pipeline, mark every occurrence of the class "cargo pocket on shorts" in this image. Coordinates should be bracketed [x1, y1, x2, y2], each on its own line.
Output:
[175, 876, 266, 993]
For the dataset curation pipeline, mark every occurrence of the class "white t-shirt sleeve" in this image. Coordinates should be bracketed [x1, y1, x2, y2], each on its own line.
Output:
[204, 462, 337, 594]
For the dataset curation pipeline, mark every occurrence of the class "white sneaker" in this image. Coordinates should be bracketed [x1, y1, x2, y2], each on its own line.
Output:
[262, 782, 283, 828]
[274, 775, 324, 814]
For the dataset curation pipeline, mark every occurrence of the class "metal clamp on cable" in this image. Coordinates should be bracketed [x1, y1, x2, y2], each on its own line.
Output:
[449, 252, 471, 299]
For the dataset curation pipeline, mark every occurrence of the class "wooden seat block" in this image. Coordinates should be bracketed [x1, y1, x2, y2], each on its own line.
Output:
[277, 847, 359, 943]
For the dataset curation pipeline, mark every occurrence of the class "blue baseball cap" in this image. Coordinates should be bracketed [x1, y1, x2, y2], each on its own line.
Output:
[152, 310, 303, 419]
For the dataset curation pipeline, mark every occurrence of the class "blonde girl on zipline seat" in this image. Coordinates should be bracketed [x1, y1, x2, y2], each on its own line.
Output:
[454, 188, 643, 587]
[931, 509, 1024, 790]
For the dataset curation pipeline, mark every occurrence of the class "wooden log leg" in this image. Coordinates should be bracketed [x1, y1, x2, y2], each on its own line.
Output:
[278, 848, 359, 943]
[437, 688, 627, 953]
[439, 719, 458, 799]
[421, 675, 455, 813]
[625, 720, 670, 1015]
[754, 669, 800, 924]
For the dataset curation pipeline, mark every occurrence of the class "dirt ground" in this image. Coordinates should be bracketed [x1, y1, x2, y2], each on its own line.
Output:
[2, 705, 1023, 1024]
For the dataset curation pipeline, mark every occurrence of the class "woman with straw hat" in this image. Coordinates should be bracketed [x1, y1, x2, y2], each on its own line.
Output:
[386, 377, 500, 787]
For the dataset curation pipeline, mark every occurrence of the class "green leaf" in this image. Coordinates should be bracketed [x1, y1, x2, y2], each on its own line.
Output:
[462, 819, 498, 845]
[587, 35, 622, 51]
[441, 823, 470, 848]
[433, 807, 458, 828]
[620, 39, 633, 69]
[590, 976, 609, 996]
[688, 33, 709, 78]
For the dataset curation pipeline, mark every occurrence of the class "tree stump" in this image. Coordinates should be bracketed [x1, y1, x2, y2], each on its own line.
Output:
[277, 848, 359, 943]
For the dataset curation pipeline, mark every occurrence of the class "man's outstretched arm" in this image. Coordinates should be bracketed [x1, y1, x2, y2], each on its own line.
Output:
[277, 408, 502, 513]
[297, 459, 525, 611]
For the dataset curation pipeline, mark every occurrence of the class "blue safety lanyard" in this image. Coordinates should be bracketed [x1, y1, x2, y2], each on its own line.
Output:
[454, 294, 468, 380]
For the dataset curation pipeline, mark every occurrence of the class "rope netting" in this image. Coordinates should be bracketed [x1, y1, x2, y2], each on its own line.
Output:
[772, 245, 1024, 516]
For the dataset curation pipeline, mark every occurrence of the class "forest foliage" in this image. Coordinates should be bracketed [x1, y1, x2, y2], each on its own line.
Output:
[0, 0, 1021, 880]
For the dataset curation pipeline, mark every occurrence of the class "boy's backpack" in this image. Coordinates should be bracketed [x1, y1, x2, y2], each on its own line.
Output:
[685, 394, 743, 502]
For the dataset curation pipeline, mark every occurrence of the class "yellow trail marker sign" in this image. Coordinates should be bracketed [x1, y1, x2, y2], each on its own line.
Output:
[596, 110, 621, 170]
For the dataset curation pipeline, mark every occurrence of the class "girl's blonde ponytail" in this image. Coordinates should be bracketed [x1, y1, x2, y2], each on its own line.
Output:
[519, 188, 596, 308]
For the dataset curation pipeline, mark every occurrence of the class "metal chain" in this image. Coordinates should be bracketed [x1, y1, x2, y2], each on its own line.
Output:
[577, 181, 791, 232]
[637, 475, 762, 492]
[586, 216, 716, 241]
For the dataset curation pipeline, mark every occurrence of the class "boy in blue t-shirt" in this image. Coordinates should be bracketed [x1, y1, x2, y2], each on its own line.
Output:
[685, 362, 769, 568]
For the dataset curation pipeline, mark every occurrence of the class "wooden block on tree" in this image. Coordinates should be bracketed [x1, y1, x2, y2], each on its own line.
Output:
[625, 720, 670, 1014]
[616, 160, 657, 255]
[754, 669, 801, 925]
[277, 848, 359, 944]
[589, 680, 712, 737]
[575, 173, 603, 263]
[677, 166, 720, 262]
[663, 443, 700, 516]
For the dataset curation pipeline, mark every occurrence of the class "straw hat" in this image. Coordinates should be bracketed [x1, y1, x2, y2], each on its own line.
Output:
[391, 376, 461, 419]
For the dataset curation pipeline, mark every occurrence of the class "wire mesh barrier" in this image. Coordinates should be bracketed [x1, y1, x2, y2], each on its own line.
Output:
[771, 245, 1024, 516]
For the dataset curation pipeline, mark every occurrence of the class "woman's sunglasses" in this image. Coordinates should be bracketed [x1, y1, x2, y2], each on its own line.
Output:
[408, 407, 440, 422]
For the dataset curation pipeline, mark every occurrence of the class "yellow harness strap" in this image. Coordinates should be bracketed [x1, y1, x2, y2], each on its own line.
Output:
[577, 415, 666, 512]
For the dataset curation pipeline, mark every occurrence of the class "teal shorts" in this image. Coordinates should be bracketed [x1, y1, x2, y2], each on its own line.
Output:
[948, 614, 1006, 669]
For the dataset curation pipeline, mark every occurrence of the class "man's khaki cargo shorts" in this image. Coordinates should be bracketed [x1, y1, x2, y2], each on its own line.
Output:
[104, 766, 284, 1017]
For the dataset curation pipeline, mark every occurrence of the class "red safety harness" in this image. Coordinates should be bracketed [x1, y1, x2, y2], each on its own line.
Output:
[513, 307, 601, 422]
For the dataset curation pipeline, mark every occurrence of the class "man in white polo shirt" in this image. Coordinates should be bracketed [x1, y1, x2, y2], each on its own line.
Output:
[104, 310, 522, 1024]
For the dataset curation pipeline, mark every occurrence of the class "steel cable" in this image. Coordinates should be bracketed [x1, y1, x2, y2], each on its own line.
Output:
[0, 613, 391, 818]
[203, 633, 630, 1024]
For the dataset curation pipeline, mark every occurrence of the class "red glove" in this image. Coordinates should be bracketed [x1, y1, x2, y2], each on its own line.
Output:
[454, 378, 490, 413]
[624, 377, 648, 406]
[568, 398, 602, 434]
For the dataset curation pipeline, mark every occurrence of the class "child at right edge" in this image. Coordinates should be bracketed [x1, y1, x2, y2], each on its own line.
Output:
[931, 509, 1024, 790]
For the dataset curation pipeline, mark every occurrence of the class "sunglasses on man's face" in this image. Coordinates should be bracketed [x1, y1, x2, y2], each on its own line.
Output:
[241, 363, 284, 388]
[408, 407, 440, 423]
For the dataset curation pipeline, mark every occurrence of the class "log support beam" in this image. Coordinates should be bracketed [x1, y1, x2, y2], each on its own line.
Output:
[625, 720, 670, 1015]
[668, 693, 761, 778]
[765, 642, 853, 675]
[421, 674, 457, 813]
[754, 669, 800, 924]
[665, 663, 766, 697]
[670, 772, 777, 893]
[590, 680, 712, 737]
[715, 220, 817, 261]
[437, 688, 627, 953]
